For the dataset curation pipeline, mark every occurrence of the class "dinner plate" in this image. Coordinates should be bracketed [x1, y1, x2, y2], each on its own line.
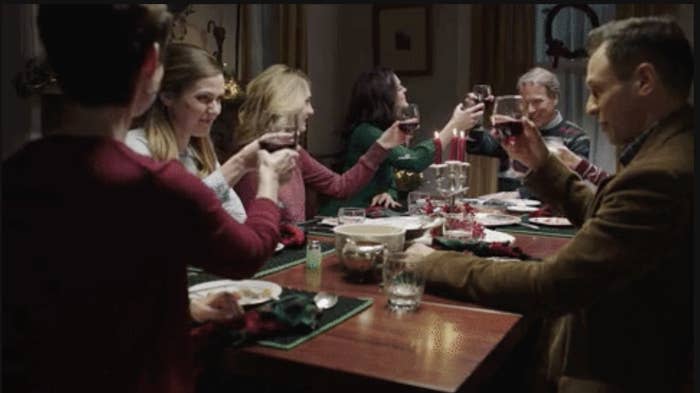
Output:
[503, 198, 541, 207]
[475, 213, 521, 227]
[188, 279, 282, 306]
[506, 205, 539, 213]
[320, 217, 339, 226]
[529, 217, 572, 227]
[275, 242, 285, 253]
[482, 229, 516, 244]
[366, 216, 424, 231]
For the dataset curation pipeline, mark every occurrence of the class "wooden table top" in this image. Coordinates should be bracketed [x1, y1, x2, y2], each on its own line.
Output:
[222, 233, 570, 393]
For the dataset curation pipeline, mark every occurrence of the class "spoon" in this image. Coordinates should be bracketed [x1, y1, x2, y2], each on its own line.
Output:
[313, 291, 338, 311]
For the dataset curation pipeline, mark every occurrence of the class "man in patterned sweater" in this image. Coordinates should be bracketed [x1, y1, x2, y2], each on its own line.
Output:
[467, 67, 590, 197]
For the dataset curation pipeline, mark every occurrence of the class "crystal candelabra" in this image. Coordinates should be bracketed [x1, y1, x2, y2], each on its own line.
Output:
[430, 160, 470, 207]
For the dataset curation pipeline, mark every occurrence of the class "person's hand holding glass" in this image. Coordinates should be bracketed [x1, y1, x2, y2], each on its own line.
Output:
[260, 113, 300, 152]
[492, 95, 550, 172]
[397, 103, 420, 147]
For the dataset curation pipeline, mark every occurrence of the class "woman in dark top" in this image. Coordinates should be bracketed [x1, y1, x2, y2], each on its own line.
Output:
[320, 67, 483, 214]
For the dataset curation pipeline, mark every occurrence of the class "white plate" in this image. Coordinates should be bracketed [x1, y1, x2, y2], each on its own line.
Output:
[188, 279, 282, 306]
[529, 217, 572, 227]
[275, 242, 285, 253]
[482, 229, 516, 244]
[506, 205, 539, 213]
[320, 217, 339, 226]
[365, 216, 425, 231]
[503, 198, 541, 207]
[475, 213, 521, 227]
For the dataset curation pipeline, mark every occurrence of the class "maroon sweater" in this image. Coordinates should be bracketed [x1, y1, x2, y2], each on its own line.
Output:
[2, 135, 280, 393]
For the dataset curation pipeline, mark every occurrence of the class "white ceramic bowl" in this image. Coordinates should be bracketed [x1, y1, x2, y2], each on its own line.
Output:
[333, 224, 406, 255]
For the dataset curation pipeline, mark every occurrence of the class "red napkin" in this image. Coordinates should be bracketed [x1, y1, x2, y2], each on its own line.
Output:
[280, 223, 306, 247]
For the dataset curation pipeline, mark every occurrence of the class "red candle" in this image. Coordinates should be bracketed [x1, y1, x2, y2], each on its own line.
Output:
[449, 129, 458, 161]
[433, 131, 442, 164]
[458, 130, 466, 162]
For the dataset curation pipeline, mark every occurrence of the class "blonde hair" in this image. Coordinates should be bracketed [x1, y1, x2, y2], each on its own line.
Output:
[236, 64, 310, 151]
[143, 43, 221, 177]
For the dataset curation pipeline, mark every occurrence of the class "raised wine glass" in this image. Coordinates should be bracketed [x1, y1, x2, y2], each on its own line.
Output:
[471, 84, 492, 128]
[397, 103, 420, 146]
[259, 114, 300, 152]
[491, 95, 526, 142]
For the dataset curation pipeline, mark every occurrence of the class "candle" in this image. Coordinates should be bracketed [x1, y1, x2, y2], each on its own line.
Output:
[458, 130, 466, 162]
[433, 131, 442, 164]
[449, 129, 458, 161]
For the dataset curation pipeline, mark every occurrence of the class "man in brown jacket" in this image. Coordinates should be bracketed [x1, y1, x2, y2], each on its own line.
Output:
[408, 17, 693, 393]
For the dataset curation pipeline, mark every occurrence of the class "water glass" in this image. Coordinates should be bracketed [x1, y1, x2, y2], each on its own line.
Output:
[407, 191, 430, 216]
[338, 207, 366, 225]
[383, 251, 425, 312]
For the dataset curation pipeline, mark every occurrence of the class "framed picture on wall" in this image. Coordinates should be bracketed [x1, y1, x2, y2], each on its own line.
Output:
[373, 4, 432, 76]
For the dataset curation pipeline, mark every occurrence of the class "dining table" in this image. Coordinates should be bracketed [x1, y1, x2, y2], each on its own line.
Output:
[211, 231, 571, 393]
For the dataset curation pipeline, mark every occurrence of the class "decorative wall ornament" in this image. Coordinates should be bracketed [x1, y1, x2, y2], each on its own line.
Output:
[544, 4, 599, 68]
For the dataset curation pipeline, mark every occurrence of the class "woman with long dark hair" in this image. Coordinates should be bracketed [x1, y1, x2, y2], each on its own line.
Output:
[321, 67, 484, 212]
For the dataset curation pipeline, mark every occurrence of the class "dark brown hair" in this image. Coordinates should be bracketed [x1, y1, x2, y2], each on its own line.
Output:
[587, 16, 693, 99]
[38, 5, 172, 107]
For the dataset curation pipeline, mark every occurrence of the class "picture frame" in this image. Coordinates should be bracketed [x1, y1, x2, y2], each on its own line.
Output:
[373, 4, 432, 76]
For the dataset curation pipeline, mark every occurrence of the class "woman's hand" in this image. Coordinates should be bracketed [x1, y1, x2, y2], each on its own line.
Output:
[370, 192, 402, 209]
[190, 291, 243, 324]
[498, 117, 550, 172]
[376, 121, 408, 149]
[257, 148, 298, 184]
[448, 101, 484, 132]
[237, 132, 296, 172]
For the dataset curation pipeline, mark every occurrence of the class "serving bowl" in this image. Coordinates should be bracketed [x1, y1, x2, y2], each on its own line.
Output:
[333, 224, 405, 281]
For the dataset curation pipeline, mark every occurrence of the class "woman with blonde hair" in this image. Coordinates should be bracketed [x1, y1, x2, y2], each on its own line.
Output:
[234, 64, 407, 223]
[126, 43, 294, 222]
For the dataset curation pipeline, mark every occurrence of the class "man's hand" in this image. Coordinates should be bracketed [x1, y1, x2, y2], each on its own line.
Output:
[498, 117, 550, 172]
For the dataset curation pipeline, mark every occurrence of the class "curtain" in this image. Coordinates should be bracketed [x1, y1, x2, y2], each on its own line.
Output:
[469, 5, 535, 98]
[278, 4, 307, 73]
[534, 4, 617, 175]
[616, 4, 678, 19]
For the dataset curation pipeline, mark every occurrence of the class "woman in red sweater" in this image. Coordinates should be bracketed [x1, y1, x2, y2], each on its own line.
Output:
[233, 64, 409, 223]
[2, 5, 298, 393]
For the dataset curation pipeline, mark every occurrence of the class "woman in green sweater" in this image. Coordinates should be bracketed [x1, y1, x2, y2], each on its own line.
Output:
[321, 67, 483, 213]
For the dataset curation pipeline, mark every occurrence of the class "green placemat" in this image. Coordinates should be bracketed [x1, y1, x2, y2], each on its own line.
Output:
[253, 243, 334, 278]
[498, 216, 577, 238]
[256, 288, 373, 350]
[187, 243, 335, 284]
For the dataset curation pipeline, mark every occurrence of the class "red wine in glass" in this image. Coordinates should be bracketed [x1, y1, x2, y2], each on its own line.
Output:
[398, 103, 420, 135]
[260, 129, 298, 152]
[494, 119, 523, 137]
[398, 122, 420, 133]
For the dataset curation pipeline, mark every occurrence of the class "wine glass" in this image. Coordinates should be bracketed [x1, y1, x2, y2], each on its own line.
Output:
[472, 84, 492, 104]
[260, 113, 299, 152]
[491, 95, 526, 142]
[472, 84, 492, 129]
[397, 103, 419, 137]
